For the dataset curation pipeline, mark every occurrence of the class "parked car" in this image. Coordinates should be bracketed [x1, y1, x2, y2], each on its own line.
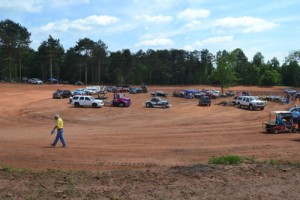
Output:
[225, 90, 235, 96]
[284, 88, 296, 94]
[116, 84, 130, 93]
[72, 88, 88, 96]
[235, 96, 265, 110]
[199, 96, 211, 106]
[112, 93, 131, 107]
[141, 83, 148, 93]
[129, 87, 142, 94]
[205, 91, 218, 99]
[144, 97, 171, 108]
[47, 78, 58, 84]
[74, 81, 84, 85]
[194, 91, 206, 98]
[52, 90, 72, 99]
[151, 91, 168, 97]
[71, 95, 104, 108]
[28, 78, 43, 84]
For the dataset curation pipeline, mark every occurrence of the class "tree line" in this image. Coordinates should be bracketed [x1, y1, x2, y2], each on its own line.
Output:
[1, 19, 300, 88]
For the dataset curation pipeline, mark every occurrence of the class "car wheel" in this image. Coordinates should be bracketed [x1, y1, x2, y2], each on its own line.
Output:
[146, 103, 151, 108]
[249, 105, 253, 110]
[274, 129, 279, 134]
[163, 104, 167, 109]
[74, 102, 80, 107]
[92, 103, 98, 108]
[260, 107, 264, 110]
[292, 128, 297, 133]
[120, 103, 125, 107]
[238, 103, 241, 108]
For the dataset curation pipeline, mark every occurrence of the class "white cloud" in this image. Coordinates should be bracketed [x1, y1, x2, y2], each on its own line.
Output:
[0, 0, 43, 13]
[195, 36, 233, 46]
[178, 8, 210, 20]
[50, 0, 89, 7]
[135, 38, 174, 47]
[0, 0, 90, 13]
[135, 15, 173, 23]
[38, 15, 119, 32]
[183, 20, 202, 30]
[215, 16, 278, 33]
[182, 44, 194, 51]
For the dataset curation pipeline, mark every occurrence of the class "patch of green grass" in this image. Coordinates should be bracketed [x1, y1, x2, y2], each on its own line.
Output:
[208, 155, 256, 165]
[264, 159, 278, 165]
[0, 165, 32, 173]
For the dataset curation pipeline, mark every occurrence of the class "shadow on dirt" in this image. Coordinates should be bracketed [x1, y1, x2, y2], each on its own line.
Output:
[291, 138, 300, 143]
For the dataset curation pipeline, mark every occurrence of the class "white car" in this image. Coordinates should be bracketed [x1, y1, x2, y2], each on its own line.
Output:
[144, 97, 171, 108]
[71, 95, 104, 108]
[28, 78, 43, 84]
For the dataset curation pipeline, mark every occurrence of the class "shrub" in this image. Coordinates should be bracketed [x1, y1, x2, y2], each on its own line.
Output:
[208, 155, 255, 165]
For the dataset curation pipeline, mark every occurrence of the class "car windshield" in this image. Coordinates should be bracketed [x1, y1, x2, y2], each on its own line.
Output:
[249, 97, 257, 101]
[89, 96, 95, 100]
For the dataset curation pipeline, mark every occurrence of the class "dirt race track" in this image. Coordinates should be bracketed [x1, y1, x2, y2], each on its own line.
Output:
[1, 83, 300, 199]
[0, 83, 299, 170]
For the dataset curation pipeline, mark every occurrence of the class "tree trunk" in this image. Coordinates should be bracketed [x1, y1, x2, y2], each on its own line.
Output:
[50, 57, 53, 83]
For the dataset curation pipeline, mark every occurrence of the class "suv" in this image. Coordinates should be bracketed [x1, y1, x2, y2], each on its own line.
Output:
[235, 96, 265, 110]
[144, 97, 171, 108]
[71, 95, 104, 108]
[53, 90, 72, 99]
[199, 96, 211, 106]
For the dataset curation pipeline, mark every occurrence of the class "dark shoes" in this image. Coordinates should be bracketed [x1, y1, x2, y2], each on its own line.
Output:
[51, 143, 67, 148]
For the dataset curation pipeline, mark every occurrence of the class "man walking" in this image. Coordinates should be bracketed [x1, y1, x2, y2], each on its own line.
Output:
[51, 114, 67, 148]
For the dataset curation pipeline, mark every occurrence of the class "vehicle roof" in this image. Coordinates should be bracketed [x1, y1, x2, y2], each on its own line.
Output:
[72, 95, 92, 97]
[269, 111, 291, 114]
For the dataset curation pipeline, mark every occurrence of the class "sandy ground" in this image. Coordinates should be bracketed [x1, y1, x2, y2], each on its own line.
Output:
[0, 83, 300, 199]
[0, 83, 299, 170]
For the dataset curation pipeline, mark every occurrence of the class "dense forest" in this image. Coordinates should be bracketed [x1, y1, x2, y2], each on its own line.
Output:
[1, 19, 300, 88]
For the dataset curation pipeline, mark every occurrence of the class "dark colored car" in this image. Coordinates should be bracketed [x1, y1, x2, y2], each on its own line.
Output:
[199, 96, 212, 106]
[53, 90, 72, 99]
[129, 87, 142, 94]
[151, 91, 168, 97]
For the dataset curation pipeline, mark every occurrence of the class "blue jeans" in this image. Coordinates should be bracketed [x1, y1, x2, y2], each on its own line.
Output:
[52, 129, 67, 147]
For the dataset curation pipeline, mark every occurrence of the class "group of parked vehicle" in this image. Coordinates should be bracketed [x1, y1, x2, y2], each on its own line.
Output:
[50, 84, 300, 135]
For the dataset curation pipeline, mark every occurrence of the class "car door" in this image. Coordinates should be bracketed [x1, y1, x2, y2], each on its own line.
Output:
[82, 97, 92, 106]
[151, 98, 158, 107]
[79, 96, 86, 106]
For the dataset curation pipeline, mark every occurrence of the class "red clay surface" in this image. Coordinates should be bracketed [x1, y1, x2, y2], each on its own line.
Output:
[0, 83, 299, 170]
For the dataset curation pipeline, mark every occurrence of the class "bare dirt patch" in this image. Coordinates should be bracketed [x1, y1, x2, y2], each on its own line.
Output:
[0, 83, 299, 199]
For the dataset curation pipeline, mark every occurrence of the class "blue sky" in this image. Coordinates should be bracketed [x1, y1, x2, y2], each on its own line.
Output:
[0, 0, 299, 63]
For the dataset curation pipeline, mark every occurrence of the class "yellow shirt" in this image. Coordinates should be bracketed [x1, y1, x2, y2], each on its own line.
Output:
[56, 117, 64, 129]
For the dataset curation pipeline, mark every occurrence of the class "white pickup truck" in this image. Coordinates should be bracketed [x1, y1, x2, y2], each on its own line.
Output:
[235, 96, 265, 110]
